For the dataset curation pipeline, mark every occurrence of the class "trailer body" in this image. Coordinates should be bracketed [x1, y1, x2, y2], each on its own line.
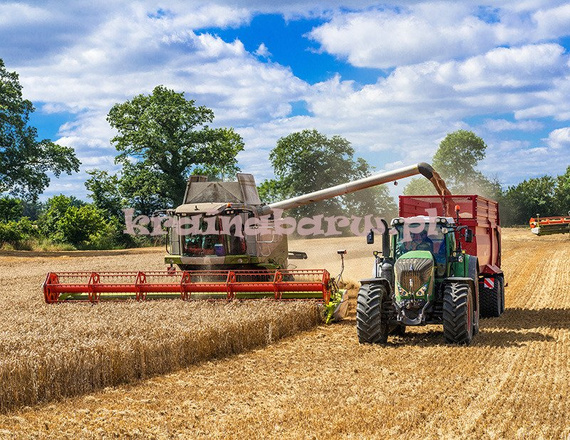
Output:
[399, 194, 502, 276]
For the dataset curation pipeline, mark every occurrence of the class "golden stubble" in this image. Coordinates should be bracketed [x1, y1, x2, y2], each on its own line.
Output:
[0, 229, 569, 439]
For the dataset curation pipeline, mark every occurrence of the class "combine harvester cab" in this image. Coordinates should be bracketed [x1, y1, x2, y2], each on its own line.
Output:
[164, 174, 291, 271]
[357, 194, 504, 345]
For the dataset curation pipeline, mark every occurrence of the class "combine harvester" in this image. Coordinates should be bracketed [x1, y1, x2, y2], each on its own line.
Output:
[43, 163, 450, 315]
[529, 213, 570, 236]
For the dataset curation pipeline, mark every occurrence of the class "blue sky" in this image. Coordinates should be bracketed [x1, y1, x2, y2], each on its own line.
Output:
[1, 0, 570, 200]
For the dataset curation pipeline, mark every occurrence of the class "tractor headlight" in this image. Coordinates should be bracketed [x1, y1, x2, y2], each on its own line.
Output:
[396, 283, 408, 297]
[415, 283, 429, 298]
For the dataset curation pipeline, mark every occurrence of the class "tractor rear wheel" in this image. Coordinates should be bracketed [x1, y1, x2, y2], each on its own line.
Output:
[480, 276, 501, 318]
[356, 283, 389, 344]
[443, 282, 474, 345]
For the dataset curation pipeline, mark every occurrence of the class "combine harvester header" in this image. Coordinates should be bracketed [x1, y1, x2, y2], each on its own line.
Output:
[44, 269, 332, 303]
[43, 162, 450, 313]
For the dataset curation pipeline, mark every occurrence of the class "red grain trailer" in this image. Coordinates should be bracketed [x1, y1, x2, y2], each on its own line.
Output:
[399, 194, 504, 317]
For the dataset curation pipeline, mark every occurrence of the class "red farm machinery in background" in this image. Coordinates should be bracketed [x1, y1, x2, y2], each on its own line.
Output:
[529, 214, 570, 236]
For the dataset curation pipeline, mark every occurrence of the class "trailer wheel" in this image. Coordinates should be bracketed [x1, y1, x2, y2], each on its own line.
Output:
[480, 277, 501, 318]
[356, 283, 389, 344]
[443, 282, 474, 345]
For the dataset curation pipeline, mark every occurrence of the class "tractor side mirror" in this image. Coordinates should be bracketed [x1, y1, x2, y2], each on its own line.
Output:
[465, 228, 473, 243]
[366, 229, 374, 245]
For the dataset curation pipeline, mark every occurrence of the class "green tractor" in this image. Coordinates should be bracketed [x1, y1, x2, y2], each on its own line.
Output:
[357, 214, 480, 345]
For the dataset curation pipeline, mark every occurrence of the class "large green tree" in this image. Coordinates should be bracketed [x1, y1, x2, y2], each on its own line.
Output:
[432, 129, 487, 191]
[107, 85, 244, 206]
[261, 129, 396, 219]
[501, 176, 557, 225]
[0, 59, 80, 200]
[85, 170, 123, 219]
[405, 129, 500, 199]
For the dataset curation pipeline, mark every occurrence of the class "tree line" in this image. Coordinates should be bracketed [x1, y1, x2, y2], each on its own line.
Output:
[0, 59, 567, 249]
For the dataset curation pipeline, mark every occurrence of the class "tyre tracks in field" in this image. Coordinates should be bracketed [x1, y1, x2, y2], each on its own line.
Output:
[456, 235, 570, 437]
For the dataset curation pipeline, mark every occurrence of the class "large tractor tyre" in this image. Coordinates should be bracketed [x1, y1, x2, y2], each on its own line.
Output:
[479, 277, 501, 318]
[443, 282, 474, 345]
[356, 283, 389, 344]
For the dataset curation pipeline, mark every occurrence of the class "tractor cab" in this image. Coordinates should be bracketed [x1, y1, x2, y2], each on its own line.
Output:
[391, 216, 456, 279]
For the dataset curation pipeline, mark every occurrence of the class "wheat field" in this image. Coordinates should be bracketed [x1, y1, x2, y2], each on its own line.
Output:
[0, 229, 569, 439]
[0, 249, 322, 414]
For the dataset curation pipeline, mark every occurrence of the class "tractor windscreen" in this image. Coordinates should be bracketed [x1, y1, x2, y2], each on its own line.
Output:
[394, 222, 447, 264]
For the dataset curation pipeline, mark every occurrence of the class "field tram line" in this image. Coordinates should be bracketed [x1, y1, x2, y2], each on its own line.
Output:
[473, 335, 556, 436]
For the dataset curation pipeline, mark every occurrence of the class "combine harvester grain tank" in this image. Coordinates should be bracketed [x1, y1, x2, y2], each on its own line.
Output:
[43, 163, 449, 316]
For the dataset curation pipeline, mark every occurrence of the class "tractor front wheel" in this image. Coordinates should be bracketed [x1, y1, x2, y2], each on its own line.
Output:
[356, 283, 389, 344]
[443, 282, 474, 345]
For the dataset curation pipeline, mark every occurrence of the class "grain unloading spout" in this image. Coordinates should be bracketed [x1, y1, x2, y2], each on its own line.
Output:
[260, 162, 451, 215]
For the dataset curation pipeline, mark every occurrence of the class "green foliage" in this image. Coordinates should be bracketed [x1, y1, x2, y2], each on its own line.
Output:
[39, 195, 84, 237]
[0, 217, 37, 248]
[118, 162, 167, 215]
[38, 195, 115, 248]
[501, 176, 557, 225]
[0, 196, 24, 222]
[433, 130, 487, 191]
[404, 129, 501, 199]
[56, 205, 106, 247]
[80, 215, 124, 250]
[344, 186, 398, 220]
[85, 170, 123, 219]
[258, 179, 288, 204]
[107, 85, 244, 206]
[554, 166, 570, 215]
[0, 59, 80, 200]
[403, 177, 437, 196]
[268, 129, 396, 219]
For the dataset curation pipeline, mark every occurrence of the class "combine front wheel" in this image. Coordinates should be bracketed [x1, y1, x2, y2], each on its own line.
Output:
[356, 283, 389, 344]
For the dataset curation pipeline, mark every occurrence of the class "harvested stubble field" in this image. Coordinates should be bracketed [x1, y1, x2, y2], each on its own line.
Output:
[1, 228, 569, 439]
